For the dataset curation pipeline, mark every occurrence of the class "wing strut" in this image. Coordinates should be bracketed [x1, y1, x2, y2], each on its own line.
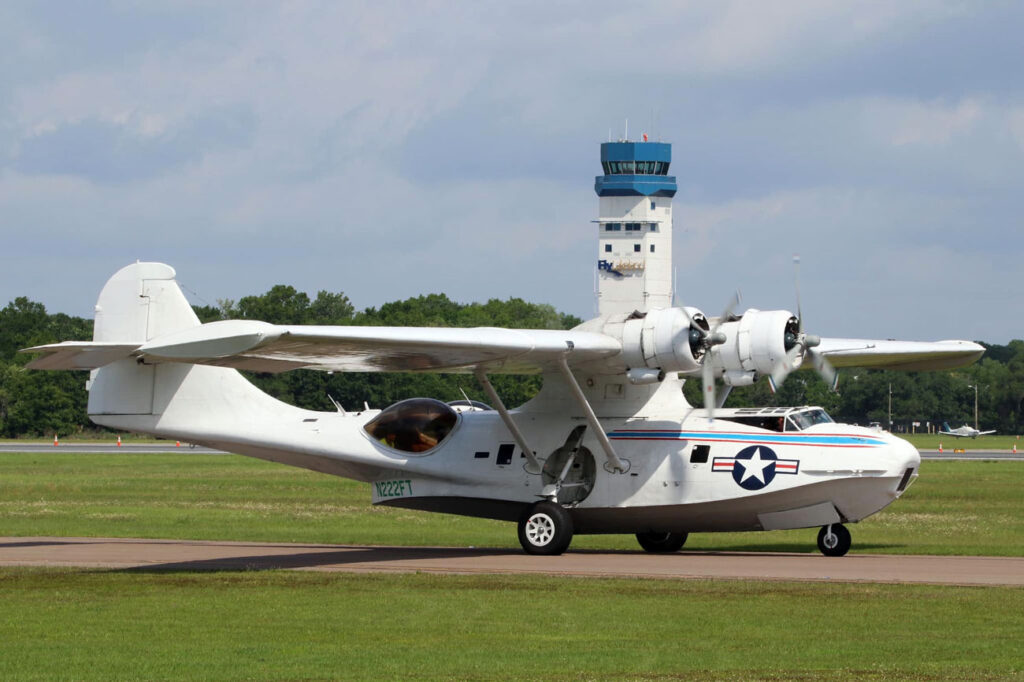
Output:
[555, 354, 626, 474]
[474, 367, 542, 474]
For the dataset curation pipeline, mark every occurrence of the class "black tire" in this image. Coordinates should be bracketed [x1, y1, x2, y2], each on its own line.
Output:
[517, 501, 573, 555]
[817, 523, 851, 557]
[636, 531, 688, 553]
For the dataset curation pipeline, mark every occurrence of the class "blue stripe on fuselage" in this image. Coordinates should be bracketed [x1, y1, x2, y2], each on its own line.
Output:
[608, 431, 887, 447]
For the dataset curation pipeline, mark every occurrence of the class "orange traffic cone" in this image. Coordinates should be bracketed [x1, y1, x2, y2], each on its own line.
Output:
[939, 442, 943, 454]
[117, 435, 122, 447]
[53, 434, 58, 447]
[1014, 443, 1017, 454]
[176, 441, 181, 447]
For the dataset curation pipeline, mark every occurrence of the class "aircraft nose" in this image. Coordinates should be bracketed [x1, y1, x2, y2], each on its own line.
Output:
[890, 436, 921, 493]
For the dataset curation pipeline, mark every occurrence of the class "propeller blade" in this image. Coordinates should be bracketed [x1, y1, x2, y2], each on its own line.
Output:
[703, 353, 716, 422]
[793, 254, 803, 334]
[809, 349, 839, 391]
[712, 290, 741, 333]
[703, 290, 739, 421]
[768, 346, 802, 393]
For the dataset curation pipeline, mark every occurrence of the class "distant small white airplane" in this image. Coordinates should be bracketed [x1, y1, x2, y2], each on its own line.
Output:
[940, 422, 996, 439]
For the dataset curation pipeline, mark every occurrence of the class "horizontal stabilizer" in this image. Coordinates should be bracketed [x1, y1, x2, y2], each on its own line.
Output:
[22, 342, 141, 370]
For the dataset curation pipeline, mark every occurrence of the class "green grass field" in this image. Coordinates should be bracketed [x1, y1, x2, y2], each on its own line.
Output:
[0, 569, 1020, 681]
[2, 452, 1023, 680]
[1, 452, 1022, 555]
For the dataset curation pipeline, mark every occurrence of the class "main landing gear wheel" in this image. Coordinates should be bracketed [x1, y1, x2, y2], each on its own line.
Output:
[518, 501, 573, 556]
[817, 523, 851, 557]
[635, 532, 688, 553]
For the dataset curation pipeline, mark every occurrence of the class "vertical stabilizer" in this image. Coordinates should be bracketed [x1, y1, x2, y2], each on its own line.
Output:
[86, 263, 303, 442]
[89, 263, 200, 417]
[93, 262, 200, 343]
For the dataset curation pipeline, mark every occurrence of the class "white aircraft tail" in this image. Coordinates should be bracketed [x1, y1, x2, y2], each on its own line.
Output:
[84, 263, 299, 440]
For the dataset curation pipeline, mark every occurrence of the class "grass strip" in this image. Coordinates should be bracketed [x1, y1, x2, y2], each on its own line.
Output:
[0, 568, 1021, 681]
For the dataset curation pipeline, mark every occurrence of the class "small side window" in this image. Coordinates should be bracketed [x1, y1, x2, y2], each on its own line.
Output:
[691, 444, 710, 463]
[650, 244, 655, 253]
[650, 200, 656, 210]
[496, 443, 515, 466]
[605, 244, 612, 253]
[634, 244, 641, 252]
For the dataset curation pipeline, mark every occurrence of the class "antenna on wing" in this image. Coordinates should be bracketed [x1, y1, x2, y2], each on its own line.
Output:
[327, 394, 346, 415]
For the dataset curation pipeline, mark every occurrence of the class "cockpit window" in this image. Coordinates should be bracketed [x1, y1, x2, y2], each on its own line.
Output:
[788, 408, 834, 431]
[717, 415, 787, 432]
[364, 398, 458, 454]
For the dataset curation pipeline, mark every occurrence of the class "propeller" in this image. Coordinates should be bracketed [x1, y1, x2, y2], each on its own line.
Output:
[691, 291, 740, 422]
[768, 255, 837, 393]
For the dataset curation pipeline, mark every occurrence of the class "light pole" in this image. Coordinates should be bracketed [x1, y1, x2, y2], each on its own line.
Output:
[967, 384, 980, 431]
[888, 383, 893, 431]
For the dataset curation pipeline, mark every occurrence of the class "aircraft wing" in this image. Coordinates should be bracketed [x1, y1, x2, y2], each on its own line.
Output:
[939, 431, 970, 438]
[816, 338, 985, 371]
[26, 320, 622, 374]
[978, 430, 997, 436]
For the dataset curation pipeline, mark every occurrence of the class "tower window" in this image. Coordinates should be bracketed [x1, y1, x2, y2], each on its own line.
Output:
[650, 244, 656, 253]
[605, 244, 612, 253]
[634, 244, 641, 252]
[649, 223, 658, 232]
[650, 200, 656, 210]
[605, 222, 621, 231]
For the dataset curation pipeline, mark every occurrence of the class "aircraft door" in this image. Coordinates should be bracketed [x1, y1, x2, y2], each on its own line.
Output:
[542, 425, 597, 505]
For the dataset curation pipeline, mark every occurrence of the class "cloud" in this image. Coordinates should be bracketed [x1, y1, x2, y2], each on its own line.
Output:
[1, 1, 1023, 344]
[12, 107, 254, 182]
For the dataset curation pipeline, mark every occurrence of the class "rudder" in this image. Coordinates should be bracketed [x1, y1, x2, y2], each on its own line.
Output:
[88, 263, 201, 416]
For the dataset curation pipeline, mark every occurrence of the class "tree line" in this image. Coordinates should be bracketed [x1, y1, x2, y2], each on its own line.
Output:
[1, 287, 1021, 437]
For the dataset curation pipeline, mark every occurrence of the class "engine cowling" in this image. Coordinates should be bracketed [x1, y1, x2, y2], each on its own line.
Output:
[602, 307, 709, 376]
[711, 309, 801, 385]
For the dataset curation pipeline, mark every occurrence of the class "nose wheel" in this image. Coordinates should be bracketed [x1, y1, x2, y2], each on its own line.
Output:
[518, 501, 574, 555]
[817, 523, 851, 557]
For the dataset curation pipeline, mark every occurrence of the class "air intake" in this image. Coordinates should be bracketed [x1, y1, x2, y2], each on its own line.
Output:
[896, 467, 916, 493]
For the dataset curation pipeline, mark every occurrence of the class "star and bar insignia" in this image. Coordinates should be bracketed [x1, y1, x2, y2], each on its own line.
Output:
[712, 445, 799, 490]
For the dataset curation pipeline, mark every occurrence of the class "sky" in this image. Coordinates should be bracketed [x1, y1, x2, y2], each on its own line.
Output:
[1, 1, 1022, 343]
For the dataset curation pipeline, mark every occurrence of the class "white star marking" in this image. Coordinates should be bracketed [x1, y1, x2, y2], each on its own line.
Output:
[736, 447, 773, 485]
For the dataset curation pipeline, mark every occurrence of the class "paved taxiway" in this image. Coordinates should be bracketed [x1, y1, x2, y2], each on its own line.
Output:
[1, 537, 1020, 586]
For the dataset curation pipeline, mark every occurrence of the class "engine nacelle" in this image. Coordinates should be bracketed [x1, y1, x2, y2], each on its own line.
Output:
[711, 309, 801, 380]
[601, 307, 709, 376]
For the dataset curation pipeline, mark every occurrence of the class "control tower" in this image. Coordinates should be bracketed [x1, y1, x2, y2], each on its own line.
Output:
[594, 140, 677, 316]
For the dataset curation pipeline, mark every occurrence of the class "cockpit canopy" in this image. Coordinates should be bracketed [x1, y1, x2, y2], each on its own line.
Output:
[364, 398, 458, 453]
[717, 407, 834, 433]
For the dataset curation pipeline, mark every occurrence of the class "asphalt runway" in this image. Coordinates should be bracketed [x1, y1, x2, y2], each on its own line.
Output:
[1, 536, 1021, 586]
[919, 449, 1024, 460]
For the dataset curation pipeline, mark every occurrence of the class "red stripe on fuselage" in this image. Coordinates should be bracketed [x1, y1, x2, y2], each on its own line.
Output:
[608, 436, 876, 448]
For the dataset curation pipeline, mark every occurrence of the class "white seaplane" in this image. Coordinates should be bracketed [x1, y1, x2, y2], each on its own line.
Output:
[24, 262, 983, 556]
